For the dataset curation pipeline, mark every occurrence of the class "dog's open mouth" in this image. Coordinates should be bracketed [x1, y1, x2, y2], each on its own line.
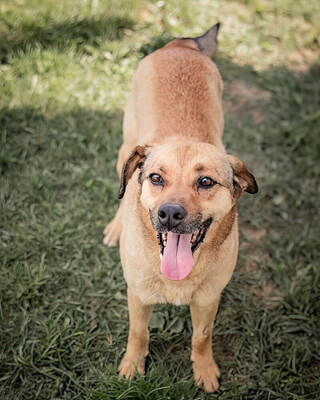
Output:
[156, 219, 212, 281]
[157, 225, 209, 255]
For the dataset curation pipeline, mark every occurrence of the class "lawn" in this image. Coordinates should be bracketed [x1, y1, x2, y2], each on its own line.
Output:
[1, 0, 320, 399]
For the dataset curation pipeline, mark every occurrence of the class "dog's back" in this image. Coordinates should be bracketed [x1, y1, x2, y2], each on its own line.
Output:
[123, 31, 224, 149]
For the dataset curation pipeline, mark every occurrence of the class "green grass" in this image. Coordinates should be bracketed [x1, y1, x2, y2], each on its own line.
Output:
[1, 0, 320, 399]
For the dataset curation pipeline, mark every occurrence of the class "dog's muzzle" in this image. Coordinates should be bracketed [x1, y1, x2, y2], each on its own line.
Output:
[158, 203, 187, 230]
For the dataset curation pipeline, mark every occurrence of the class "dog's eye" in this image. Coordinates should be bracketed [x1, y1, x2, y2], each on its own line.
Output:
[149, 173, 164, 185]
[198, 176, 216, 188]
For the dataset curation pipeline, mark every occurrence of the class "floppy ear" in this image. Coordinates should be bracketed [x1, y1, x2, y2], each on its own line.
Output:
[118, 145, 148, 199]
[228, 155, 258, 195]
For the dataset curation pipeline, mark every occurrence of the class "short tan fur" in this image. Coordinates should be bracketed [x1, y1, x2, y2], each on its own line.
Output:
[103, 24, 257, 392]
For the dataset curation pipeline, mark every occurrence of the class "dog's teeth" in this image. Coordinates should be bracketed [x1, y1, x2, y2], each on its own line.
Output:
[160, 253, 163, 260]
[162, 233, 168, 246]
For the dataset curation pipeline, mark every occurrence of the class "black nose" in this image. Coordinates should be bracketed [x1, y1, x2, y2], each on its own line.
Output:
[158, 203, 187, 230]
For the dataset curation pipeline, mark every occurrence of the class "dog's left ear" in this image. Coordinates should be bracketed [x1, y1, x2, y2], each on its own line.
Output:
[228, 155, 258, 195]
[193, 22, 220, 58]
[118, 145, 148, 199]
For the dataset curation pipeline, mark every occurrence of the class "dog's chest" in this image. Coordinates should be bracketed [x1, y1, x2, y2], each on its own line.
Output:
[132, 273, 200, 306]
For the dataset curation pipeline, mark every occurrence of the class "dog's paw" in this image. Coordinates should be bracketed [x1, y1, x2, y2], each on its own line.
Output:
[103, 219, 121, 247]
[118, 355, 145, 379]
[193, 358, 220, 393]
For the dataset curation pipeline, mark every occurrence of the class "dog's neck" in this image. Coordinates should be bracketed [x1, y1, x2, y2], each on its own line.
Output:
[149, 135, 226, 154]
[205, 206, 237, 251]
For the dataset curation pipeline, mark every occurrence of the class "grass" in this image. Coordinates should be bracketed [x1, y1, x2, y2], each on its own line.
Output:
[0, 0, 320, 399]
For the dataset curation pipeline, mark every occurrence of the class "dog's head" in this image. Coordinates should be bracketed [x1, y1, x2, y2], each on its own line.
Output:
[118, 141, 257, 280]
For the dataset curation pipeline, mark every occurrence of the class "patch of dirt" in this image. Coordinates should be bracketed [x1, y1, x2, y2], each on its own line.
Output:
[241, 250, 271, 273]
[223, 80, 271, 123]
[241, 227, 267, 241]
[286, 48, 320, 71]
[242, 258, 258, 272]
[140, 9, 151, 21]
[214, 335, 235, 363]
[239, 226, 269, 273]
[106, 334, 113, 345]
[260, 283, 273, 297]
[254, 283, 283, 309]
[228, 80, 271, 102]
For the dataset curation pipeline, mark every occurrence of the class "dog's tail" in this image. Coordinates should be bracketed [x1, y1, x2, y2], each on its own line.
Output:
[192, 23, 220, 58]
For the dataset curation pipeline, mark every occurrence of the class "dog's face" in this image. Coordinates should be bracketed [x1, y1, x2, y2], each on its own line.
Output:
[119, 141, 257, 280]
[140, 142, 234, 231]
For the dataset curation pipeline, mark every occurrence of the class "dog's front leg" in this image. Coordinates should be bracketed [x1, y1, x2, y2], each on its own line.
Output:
[190, 298, 221, 392]
[118, 287, 153, 379]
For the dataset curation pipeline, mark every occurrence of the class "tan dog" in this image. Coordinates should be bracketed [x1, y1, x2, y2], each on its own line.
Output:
[103, 23, 257, 392]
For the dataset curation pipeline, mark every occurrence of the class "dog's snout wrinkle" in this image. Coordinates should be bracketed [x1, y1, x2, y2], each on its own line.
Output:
[158, 203, 187, 230]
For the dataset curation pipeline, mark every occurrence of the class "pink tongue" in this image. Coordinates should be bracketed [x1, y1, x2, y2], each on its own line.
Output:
[161, 232, 194, 280]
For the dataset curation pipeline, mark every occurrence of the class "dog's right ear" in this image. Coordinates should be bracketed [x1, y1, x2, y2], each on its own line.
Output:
[118, 145, 148, 199]
[193, 23, 220, 58]
[228, 155, 258, 196]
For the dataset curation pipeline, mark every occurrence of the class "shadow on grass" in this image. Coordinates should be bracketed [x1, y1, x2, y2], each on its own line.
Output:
[0, 15, 135, 63]
[0, 107, 127, 399]
[0, 106, 123, 176]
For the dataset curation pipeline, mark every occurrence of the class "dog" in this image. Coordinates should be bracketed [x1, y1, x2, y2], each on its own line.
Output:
[103, 23, 258, 392]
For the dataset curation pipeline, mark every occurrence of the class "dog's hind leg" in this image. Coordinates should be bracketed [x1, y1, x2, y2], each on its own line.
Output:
[103, 89, 139, 246]
[103, 201, 123, 247]
[118, 288, 153, 378]
[103, 142, 136, 247]
[190, 298, 221, 393]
